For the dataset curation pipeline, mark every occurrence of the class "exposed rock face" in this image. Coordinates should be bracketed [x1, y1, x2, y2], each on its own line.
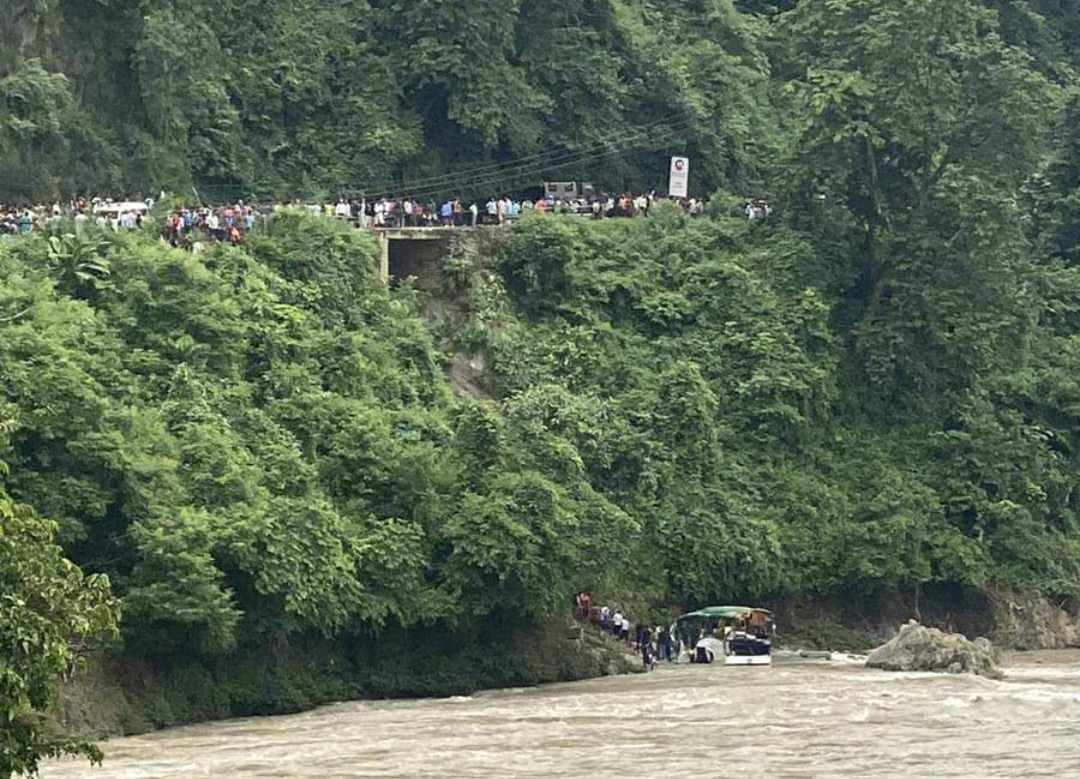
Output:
[990, 590, 1080, 651]
[2, 0, 54, 73]
[573, 625, 644, 677]
[866, 623, 1003, 679]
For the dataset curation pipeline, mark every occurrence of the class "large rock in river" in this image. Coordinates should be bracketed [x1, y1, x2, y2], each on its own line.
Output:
[866, 623, 1003, 679]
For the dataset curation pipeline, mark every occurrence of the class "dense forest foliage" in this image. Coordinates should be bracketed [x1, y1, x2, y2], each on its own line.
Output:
[7, 0, 1080, 767]
[2, 0, 784, 200]
[4, 0, 1080, 204]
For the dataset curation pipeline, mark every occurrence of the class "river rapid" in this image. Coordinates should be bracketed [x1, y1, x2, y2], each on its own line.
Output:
[43, 650, 1080, 779]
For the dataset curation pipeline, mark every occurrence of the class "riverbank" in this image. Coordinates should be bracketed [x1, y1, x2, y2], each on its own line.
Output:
[43, 651, 1080, 779]
[55, 620, 641, 741]
[56, 587, 1080, 741]
[770, 586, 1080, 654]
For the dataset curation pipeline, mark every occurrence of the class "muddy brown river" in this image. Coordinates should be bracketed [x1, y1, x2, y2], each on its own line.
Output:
[43, 651, 1080, 778]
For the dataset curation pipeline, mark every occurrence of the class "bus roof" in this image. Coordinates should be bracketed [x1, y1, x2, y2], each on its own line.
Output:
[678, 606, 772, 621]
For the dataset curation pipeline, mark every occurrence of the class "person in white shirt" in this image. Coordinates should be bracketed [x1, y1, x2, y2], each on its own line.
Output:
[334, 199, 351, 218]
[469, 202, 479, 226]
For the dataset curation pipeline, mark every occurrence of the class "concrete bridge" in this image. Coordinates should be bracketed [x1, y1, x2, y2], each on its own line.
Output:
[372, 226, 501, 284]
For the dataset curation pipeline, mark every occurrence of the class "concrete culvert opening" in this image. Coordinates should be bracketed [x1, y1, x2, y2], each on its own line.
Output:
[388, 235, 451, 292]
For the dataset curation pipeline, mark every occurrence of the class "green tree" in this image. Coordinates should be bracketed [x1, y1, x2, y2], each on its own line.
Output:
[0, 463, 119, 779]
[132, 8, 250, 191]
[0, 59, 73, 197]
[781, 0, 1060, 396]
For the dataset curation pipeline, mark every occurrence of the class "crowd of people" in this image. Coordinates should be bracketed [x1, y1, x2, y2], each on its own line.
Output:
[2, 189, 748, 246]
[1, 197, 268, 248]
[0, 197, 139, 235]
[574, 592, 686, 671]
[326, 190, 708, 229]
[164, 203, 262, 247]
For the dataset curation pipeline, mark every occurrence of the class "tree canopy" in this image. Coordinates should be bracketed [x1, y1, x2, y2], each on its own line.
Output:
[1, 0, 776, 201]
[0, 452, 119, 779]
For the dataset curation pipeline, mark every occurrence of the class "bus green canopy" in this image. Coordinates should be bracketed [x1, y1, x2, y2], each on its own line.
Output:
[678, 606, 771, 621]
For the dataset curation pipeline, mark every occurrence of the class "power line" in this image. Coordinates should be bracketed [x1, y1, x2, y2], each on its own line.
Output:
[351, 131, 689, 202]
[349, 117, 697, 201]
[0, 114, 698, 204]
[350, 109, 697, 197]
[378, 109, 696, 190]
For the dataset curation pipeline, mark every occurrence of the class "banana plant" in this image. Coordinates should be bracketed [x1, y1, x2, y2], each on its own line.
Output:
[47, 232, 113, 298]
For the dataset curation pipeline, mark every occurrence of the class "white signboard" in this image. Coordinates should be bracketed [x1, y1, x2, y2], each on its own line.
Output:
[669, 156, 690, 198]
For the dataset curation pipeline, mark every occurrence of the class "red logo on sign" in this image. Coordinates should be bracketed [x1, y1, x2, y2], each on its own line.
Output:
[674, 160, 686, 171]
